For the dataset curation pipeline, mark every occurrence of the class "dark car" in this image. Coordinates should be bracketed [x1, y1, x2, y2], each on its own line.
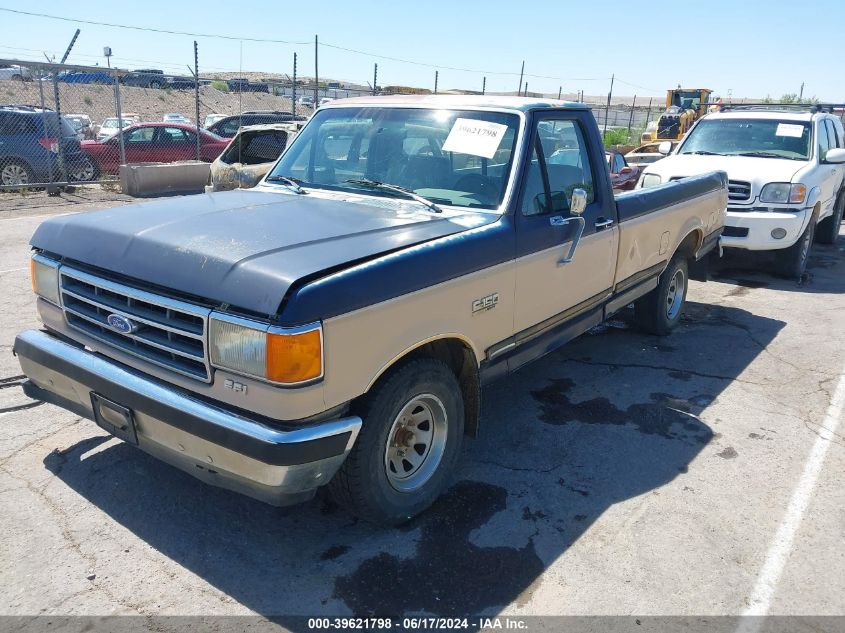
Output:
[120, 69, 167, 89]
[56, 70, 113, 85]
[0, 105, 96, 186]
[167, 76, 197, 90]
[81, 122, 229, 174]
[606, 150, 640, 192]
[206, 111, 307, 138]
[226, 78, 270, 93]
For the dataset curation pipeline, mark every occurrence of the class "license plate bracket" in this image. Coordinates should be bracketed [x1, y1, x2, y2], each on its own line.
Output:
[90, 392, 138, 445]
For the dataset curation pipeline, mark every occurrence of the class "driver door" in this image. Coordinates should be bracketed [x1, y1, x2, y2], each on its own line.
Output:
[512, 115, 619, 366]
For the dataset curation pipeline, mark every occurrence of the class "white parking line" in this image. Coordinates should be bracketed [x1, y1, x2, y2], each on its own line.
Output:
[737, 365, 845, 631]
[0, 267, 27, 275]
[0, 212, 70, 221]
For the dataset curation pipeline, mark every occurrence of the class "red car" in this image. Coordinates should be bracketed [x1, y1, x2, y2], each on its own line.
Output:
[81, 122, 229, 174]
[606, 150, 640, 192]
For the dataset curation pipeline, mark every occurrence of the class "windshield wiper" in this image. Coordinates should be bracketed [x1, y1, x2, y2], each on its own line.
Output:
[733, 151, 796, 160]
[345, 178, 442, 213]
[264, 175, 308, 194]
[682, 150, 724, 156]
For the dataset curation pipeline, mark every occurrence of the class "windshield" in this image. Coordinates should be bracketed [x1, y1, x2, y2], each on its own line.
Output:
[267, 107, 521, 210]
[679, 118, 812, 160]
[672, 91, 703, 111]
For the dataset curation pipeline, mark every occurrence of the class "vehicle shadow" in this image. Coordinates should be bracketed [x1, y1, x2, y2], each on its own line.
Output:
[712, 234, 845, 294]
[43, 302, 784, 627]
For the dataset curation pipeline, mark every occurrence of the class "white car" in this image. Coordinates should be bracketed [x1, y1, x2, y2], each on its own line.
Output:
[96, 115, 139, 141]
[638, 107, 845, 276]
[203, 113, 227, 128]
[163, 113, 191, 125]
[318, 97, 334, 107]
[0, 64, 32, 81]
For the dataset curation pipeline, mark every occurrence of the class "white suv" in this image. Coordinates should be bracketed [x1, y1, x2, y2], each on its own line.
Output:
[638, 107, 845, 276]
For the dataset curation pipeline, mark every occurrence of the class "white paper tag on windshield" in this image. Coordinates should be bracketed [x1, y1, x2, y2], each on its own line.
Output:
[442, 118, 508, 159]
[775, 123, 804, 138]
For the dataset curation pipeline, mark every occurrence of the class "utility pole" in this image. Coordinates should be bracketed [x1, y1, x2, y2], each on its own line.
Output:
[314, 35, 319, 106]
[373, 63, 378, 95]
[603, 74, 614, 140]
[557, 86, 562, 100]
[799, 82, 805, 100]
[434, 70, 438, 95]
[518, 60, 524, 96]
[523, 82, 528, 97]
[482, 76, 486, 95]
[54, 29, 80, 184]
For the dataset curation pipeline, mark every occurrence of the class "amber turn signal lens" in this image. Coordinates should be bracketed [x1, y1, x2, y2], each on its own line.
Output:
[30, 257, 36, 293]
[266, 329, 323, 384]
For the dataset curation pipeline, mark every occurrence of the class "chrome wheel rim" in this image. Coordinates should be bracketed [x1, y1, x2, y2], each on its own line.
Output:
[666, 269, 685, 320]
[1, 164, 28, 185]
[71, 161, 94, 182]
[383, 393, 448, 492]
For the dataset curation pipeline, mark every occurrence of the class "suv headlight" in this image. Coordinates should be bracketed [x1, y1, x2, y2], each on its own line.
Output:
[209, 314, 323, 385]
[30, 253, 60, 304]
[759, 183, 806, 204]
[640, 173, 662, 188]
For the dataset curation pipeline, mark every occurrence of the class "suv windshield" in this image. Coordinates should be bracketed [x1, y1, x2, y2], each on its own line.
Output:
[679, 118, 812, 160]
[267, 107, 521, 210]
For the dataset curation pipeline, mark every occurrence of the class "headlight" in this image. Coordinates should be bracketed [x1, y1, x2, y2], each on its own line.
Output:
[760, 183, 806, 204]
[209, 314, 323, 385]
[30, 254, 60, 304]
[640, 173, 662, 188]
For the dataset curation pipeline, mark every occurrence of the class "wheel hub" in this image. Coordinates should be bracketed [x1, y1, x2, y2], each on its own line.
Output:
[383, 394, 448, 492]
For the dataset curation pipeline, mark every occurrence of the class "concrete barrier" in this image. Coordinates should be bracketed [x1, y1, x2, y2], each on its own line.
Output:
[119, 161, 210, 197]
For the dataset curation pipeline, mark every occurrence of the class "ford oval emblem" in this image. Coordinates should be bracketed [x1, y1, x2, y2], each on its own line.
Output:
[107, 313, 137, 334]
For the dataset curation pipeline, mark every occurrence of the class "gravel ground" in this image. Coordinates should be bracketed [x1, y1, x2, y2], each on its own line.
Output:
[0, 198, 843, 631]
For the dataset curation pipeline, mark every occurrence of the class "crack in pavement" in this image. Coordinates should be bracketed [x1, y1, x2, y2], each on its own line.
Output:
[560, 357, 767, 386]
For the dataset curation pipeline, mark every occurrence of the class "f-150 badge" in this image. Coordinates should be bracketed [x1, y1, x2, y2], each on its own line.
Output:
[472, 293, 499, 313]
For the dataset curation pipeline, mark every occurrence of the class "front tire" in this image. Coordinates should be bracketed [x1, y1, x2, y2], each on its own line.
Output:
[815, 192, 843, 245]
[635, 253, 689, 335]
[777, 215, 815, 278]
[329, 358, 464, 525]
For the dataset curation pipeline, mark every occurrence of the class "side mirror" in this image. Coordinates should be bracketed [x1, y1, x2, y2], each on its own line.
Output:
[570, 188, 588, 215]
[825, 148, 845, 164]
[658, 141, 672, 156]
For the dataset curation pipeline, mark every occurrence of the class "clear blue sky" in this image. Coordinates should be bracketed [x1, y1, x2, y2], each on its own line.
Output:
[0, 1, 841, 101]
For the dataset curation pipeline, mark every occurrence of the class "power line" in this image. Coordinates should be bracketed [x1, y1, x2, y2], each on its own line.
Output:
[0, 7, 311, 44]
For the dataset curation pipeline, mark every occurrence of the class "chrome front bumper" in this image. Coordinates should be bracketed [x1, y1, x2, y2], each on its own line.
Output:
[13, 329, 362, 506]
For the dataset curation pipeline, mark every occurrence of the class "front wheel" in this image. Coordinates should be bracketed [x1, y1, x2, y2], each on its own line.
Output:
[69, 157, 99, 182]
[328, 358, 464, 525]
[815, 192, 843, 245]
[776, 216, 815, 278]
[635, 254, 689, 335]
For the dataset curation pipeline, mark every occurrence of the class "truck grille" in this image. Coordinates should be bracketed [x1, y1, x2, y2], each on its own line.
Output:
[59, 267, 212, 382]
[727, 180, 751, 202]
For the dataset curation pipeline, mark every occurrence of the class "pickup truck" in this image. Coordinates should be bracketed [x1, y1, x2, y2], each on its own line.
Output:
[14, 96, 727, 525]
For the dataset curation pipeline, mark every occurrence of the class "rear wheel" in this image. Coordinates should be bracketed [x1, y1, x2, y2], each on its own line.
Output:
[777, 216, 815, 278]
[329, 358, 464, 525]
[0, 159, 34, 186]
[149, 80, 163, 89]
[815, 192, 843, 245]
[635, 253, 688, 335]
[69, 157, 99, 182]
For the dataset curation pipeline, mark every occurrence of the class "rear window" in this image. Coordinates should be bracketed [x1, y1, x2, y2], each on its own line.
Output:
[222, 130, 288, 165]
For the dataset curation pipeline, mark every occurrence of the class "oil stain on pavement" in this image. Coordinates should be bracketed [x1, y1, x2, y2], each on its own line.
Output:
[334, 480, 544, 616]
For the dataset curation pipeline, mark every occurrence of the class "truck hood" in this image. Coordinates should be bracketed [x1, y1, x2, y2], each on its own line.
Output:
[644, 154, 806, 199]
[31, 189, 490, 317]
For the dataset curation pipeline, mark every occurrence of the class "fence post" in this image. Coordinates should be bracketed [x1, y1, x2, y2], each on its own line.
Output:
[37, 69, 55, 192]
[50, 74, 69, 185]
[372, 63, 377, 95]
[558, 86, 562, 100]
[482, 76, 486, 95]
[644, 97, 653, 130]
[627, 94, 637, 139]
[517, 60, 524, 96]
[314, 35, 319, 106]
[194, 41, 201, 161]
[292, 52, 297, 116]
[603, 74, 614, 141]
[434, 70, 438, 95]
[113, 72, 126, 166]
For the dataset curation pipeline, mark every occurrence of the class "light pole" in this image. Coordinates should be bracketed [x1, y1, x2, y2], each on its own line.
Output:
[105, 46, 126, 165]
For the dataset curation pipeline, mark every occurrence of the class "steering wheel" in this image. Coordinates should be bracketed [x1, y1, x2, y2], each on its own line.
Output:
[454, 174, 497, 202]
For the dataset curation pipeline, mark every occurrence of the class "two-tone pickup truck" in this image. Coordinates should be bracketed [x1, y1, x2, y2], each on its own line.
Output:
[15, 96, 727, 525]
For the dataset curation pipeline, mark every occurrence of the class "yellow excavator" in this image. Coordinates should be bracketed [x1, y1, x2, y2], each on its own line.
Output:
[641, 87, 713, 143]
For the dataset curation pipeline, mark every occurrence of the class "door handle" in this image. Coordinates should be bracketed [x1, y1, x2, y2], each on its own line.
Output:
[595, 217, 614, 230]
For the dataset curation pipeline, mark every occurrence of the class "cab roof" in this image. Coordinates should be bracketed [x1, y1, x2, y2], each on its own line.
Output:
[320, 94, 588, 113]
